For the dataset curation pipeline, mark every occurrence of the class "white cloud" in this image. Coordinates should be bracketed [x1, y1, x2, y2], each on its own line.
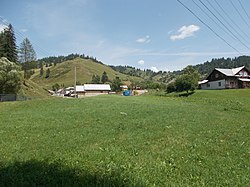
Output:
[138, 59, 145, 65]
[20, 28, 28, 33]
[151, 66, 159, 72]
[136, 35, 150, 43]
[0, 24, 7, 32]
[170, 25, 200, 41]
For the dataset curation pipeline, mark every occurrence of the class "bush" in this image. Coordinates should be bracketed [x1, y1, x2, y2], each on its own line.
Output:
[166, 82, 176, 93]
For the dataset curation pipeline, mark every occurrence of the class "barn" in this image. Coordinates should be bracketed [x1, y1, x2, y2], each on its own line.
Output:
[75, 84, 111, 97]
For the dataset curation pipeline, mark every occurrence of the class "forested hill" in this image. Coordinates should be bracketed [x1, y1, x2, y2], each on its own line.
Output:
[193, 56, 250, 76]
[37, 53, 103, 65]
[32, 55, 250, 85]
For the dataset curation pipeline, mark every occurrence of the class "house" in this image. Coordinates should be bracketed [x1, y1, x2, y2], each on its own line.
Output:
[75, 85, 85, 97]
[64, 87, 74, 96]
[199, 66, 250, 89]
[120, 85, 128, 91]
[75, 84, 111, 97]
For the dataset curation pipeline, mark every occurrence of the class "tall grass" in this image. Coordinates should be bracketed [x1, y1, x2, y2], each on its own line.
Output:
[0, 89, 249, 186]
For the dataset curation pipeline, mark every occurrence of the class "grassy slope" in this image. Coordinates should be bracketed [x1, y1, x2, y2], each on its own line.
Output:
[31, 58, 142, 89]
[0, 89, 249, 186]
[19, 79, 50, 99]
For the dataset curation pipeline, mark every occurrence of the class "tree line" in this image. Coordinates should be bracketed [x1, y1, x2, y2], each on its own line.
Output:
[0, 24, 37, 94]
[193, 56, 250, 77]
[37, 54, 103, 66]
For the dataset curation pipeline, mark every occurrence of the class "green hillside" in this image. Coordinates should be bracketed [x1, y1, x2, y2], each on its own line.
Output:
[31, 58, 142, 90]
[19, 79, 50, 99]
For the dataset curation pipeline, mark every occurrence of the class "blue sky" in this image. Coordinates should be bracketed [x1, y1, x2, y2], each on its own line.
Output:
[1, 0, 250, 71]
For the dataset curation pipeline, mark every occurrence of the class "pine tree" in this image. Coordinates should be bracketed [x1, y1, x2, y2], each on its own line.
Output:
[19, 38, 37, 63]
[0, 24, 18, 62]
[91, 74, 100, 84]
[0, 31, 4, 56]
[101, 71, 109, 83]
[45, 68, 50, 78]
[40, 66, 44, 77]
[0, 31, 5, 58]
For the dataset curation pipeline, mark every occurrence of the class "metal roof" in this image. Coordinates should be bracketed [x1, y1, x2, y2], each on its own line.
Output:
[198, 80, 208, 84]
[238, 78, 250, 82]
[83, 84, 111, 91]
[76, 85, 85, 92]
[215, 66, 245, 76]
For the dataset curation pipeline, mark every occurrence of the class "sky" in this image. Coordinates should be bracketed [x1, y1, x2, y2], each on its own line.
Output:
[1, 0, 250, 71]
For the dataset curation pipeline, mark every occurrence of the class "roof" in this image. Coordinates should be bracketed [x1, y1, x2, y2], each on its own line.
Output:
[83, 84, 111, 91]
[215, 66, 245, 76]
[238, 78, 250, 82]
[198, 80, 208, 84]
[76, 85, 85, 92]
[120, 85, 128, 88]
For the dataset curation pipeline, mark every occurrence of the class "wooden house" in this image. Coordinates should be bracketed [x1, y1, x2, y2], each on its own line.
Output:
[199, 66, 250, 89]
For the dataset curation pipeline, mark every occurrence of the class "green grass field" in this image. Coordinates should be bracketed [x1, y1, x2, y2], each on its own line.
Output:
[0, 89, 249, 186]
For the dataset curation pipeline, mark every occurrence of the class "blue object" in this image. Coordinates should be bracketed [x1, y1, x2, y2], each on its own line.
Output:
[123, 90, 130, 96]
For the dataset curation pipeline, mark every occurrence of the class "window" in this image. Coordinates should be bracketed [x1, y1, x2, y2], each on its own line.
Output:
[207, 83, 210, 87]
[218, 82, 221, 86]
[215, 73, 219, 78]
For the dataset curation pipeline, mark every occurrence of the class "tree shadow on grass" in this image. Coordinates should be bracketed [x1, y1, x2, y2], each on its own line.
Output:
[178, 91, 195, 97]
[0, 160, 145, 187]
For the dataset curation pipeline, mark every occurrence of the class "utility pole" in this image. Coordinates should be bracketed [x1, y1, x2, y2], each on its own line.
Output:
[74, 66, 76, 98]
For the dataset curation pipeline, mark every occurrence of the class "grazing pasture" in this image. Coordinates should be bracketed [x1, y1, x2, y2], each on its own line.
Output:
[0, 89, 249, 186]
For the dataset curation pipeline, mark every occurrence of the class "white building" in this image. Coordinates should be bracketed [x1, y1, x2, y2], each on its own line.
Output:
[75, 84, 111, 97]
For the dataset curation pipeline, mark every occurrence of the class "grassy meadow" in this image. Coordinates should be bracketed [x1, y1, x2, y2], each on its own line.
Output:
[0, 89, 249, 186]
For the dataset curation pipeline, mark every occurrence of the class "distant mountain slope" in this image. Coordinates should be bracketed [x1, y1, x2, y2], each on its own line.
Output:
[109, 56, 250, 82]
[109, 65, 177, 84]
[31, 58, 142, 89]
[193, 56, 250, 77]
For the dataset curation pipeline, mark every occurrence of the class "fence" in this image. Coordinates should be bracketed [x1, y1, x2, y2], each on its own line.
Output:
[0, 94, 33, 102]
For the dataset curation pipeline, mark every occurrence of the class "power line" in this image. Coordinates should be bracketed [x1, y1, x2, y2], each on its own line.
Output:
[229, 0, 250, 29]
[213, 0, 250, 41]
[205, 0, 250, 44]
[237, 0, 250, 22]
[176, 0, 243, 55]
[197, 0, 250, 51]
[192, 0, 233, 41]
[0, 17, 51, 58]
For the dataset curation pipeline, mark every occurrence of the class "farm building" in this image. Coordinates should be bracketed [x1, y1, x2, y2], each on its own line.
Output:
[120, 85, 128, 91]
[75, 85, 85, 97]
[75, 84, 111, 97]
[199, 66, 250, 89]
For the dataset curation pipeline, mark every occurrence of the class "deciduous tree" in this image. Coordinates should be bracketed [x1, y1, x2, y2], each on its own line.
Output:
[175, 66, 200, 93]
[0, 57, 22, 94]
[111, 76, 122, 91]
